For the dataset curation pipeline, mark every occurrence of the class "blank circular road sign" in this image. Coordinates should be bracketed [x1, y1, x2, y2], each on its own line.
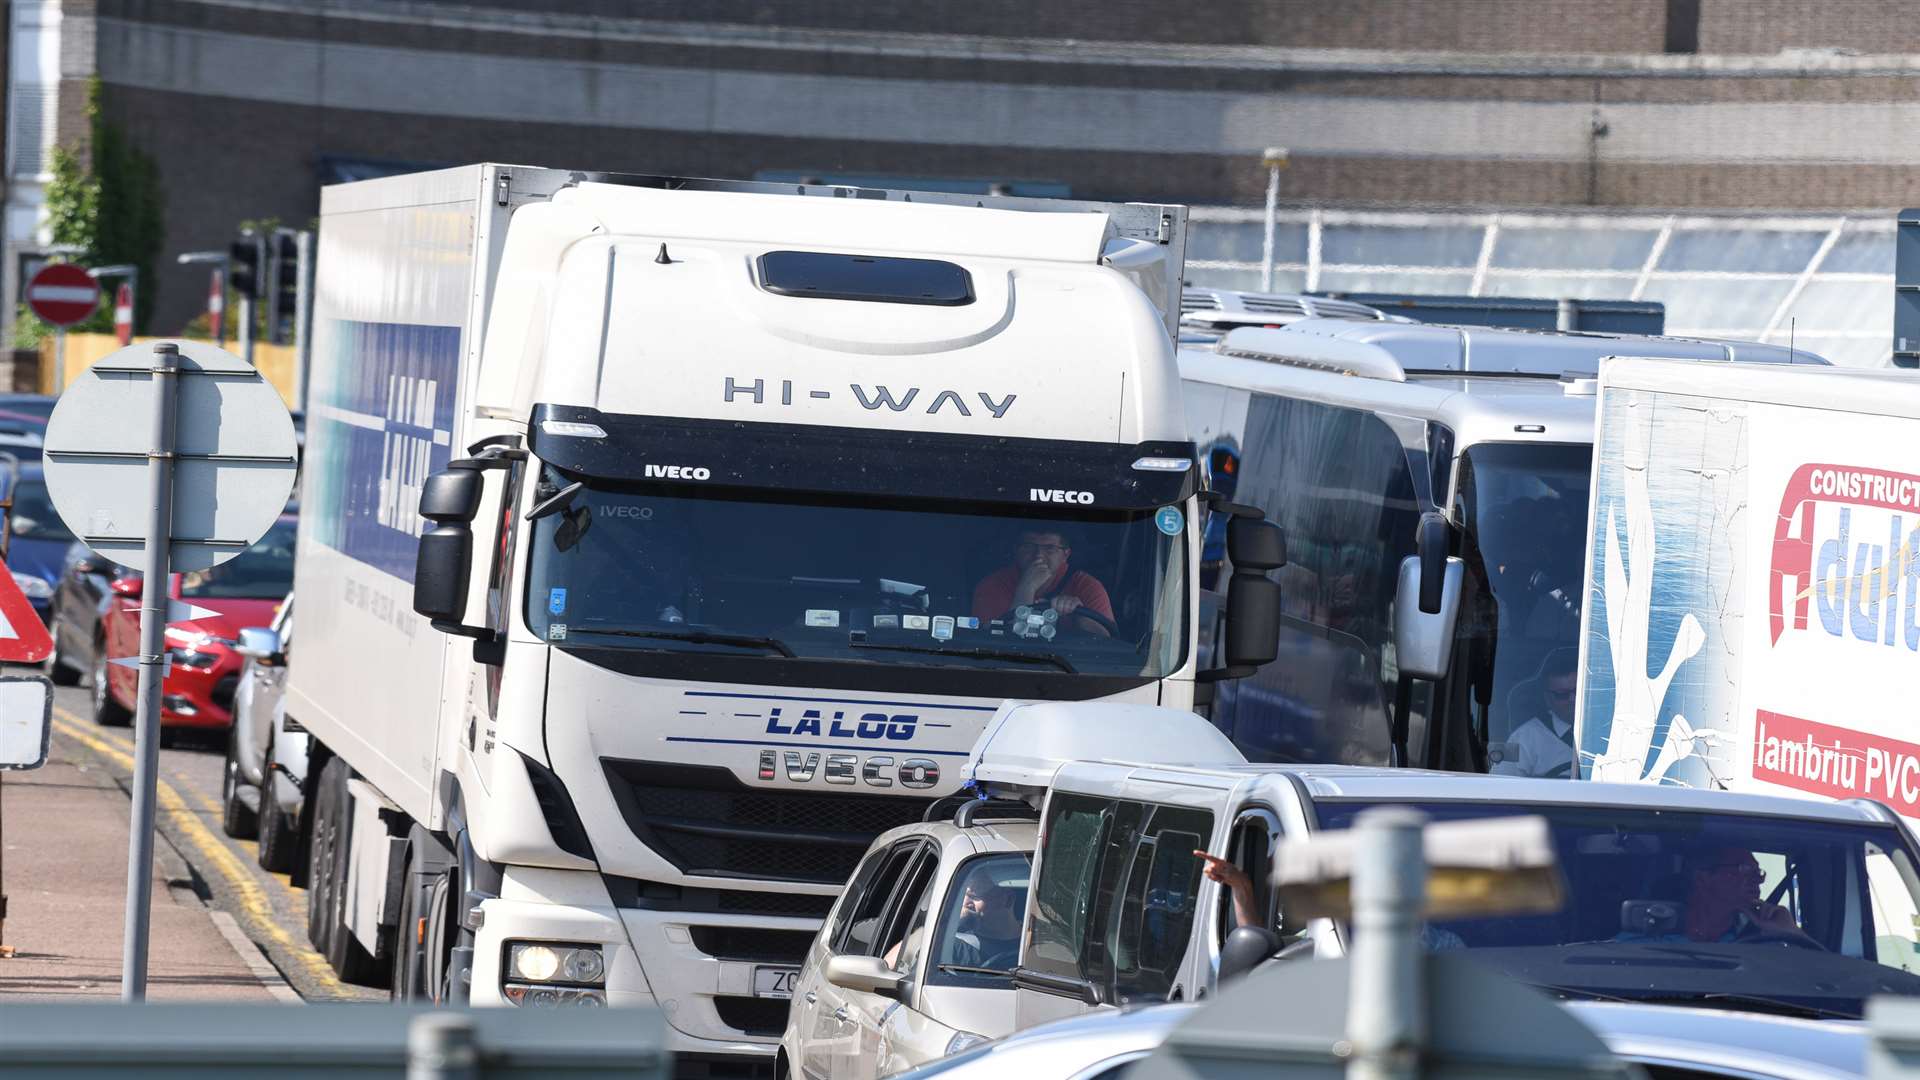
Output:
[41, 341, 297, 572]
[26, 262, 101, 327]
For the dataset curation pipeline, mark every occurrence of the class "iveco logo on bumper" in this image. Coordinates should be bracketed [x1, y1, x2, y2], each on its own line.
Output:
[759, 749, 940, 789]
[644, 464, 711, 480]
[1030, 489, 1094, 504]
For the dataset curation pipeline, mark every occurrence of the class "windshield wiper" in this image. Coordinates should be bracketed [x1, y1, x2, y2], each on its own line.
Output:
[569, 627, 796, 657]
[1657, 993, 1858, 1021]
[848, 640, 1075, 673]
[936, 964, 1013, 977]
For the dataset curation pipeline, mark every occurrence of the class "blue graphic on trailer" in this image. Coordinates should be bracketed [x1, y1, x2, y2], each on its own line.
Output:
[310, 320, 460, 581]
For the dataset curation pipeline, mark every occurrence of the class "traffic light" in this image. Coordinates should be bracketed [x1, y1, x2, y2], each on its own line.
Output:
[270, 231, 300, 344]
[229, 230, 264, 299]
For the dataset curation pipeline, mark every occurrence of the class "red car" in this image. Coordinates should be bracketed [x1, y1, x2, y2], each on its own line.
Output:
[96, 516, 296, 739]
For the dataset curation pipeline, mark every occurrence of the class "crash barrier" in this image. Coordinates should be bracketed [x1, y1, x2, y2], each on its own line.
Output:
[0, 1004, 667, 1079]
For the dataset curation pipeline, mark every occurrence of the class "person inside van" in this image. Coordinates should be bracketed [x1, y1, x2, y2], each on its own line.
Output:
[1617, 846, 1816, 946]
[1491, 647, 1581, 779]
[971, 528, 1113, 638]
[1197, 849, 1465, 951]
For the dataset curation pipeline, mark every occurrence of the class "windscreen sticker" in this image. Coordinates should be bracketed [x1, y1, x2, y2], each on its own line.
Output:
[547, 623, 568, 641]
[957, 616, 980, 630]
[547, 587, 568, 615]
[805, 609, 841, 628]
[1155, 505, 1185, 536]
[872, 614, 900, 629]
[931, 615, 955, 641]
[903, 614, 931, 631]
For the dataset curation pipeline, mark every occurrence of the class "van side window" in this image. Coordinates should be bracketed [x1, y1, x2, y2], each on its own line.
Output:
[1111, 806, 1213, 1003]
[836, 843, 920, 956]
[1216, 812, 1281, 943]
[1219, 393, 1424, 764]
[1028, 794, 1144, 994]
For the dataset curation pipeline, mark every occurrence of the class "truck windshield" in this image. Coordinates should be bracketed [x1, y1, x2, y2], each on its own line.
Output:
[1453, 443, 1591, 771]
[523, 468, 1188, 679]
[1317, 799, 1920, 1019]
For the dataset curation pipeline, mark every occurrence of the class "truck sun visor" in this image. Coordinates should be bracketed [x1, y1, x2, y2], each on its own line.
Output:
[757, 250, 974, 307]
[528, 405, 1196, 510]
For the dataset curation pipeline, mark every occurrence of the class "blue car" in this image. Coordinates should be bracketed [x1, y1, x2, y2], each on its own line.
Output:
[2, 462, 73, 624]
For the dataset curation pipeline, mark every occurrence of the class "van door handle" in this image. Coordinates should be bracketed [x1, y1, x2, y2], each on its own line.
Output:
[834, 1006, 851, 1023]
[804, 991, 818, 1005]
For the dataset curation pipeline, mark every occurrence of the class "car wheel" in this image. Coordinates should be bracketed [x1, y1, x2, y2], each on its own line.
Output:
[92, 645, 131, 727]
[221, 728, 258, 839]
[256, 737, 298, 873]
[43, 622, 79, 686]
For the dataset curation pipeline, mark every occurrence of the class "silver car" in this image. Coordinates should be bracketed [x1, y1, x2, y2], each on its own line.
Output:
[219, 595, 304, 871]
[780, 809, 1035, 1080]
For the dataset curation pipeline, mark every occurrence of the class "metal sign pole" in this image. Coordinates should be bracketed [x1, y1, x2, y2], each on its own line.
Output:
[52, 328, 65, 395]
[120, 342, 180, 1001]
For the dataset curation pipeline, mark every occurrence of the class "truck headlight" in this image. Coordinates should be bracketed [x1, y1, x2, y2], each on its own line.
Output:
[503, 941, 606, 1006]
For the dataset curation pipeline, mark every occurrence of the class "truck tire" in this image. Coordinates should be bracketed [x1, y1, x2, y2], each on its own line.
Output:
[313, 757, 385, 986]
[220, 728, 258, 839]
[305, 757, 341, 958]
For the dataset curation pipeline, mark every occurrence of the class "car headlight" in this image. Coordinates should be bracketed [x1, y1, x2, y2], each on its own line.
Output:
[504, 941, 605, 1007]
[10, 572, 50, 600]
[946, 1031, 991, 1056]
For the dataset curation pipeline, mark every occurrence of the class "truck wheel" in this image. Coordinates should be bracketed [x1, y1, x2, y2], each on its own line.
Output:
[317, 757, 385, 987]
[305, 757, 341, 958]
[220, 729, 258, 839]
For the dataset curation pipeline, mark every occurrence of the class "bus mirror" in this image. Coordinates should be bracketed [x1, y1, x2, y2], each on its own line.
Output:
[1394, 553, 1463, 680]
[1227, 518, 1286, 571]
[1416, 512, 1449, 614]
[1224, 571, 1280, 670]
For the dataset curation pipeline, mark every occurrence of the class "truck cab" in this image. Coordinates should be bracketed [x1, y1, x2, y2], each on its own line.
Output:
[1179, 315, 1822, 773]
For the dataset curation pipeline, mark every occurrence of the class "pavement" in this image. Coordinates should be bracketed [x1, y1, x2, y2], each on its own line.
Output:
[0, 716, 296, 1001]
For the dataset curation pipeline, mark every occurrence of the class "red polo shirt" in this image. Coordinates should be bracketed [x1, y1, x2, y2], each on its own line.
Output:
[971, 565, 1115, 624]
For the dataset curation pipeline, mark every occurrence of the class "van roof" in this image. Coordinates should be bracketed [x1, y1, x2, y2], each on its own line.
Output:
[1060, 760, 1897, 827]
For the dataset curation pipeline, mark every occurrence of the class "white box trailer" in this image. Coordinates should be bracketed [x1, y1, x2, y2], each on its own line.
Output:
[1578, 356, 1920, 823]
[289, 164, 1287, 1067]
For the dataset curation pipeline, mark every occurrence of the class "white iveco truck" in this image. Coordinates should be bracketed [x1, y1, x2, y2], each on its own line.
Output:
[286, 165, 1281, 1068]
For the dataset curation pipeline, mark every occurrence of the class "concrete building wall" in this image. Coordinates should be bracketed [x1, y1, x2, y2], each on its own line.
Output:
[60, 0, 1920, 330]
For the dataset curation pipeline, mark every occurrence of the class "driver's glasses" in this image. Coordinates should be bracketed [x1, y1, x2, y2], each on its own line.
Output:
[1015, 543, 1066, 557]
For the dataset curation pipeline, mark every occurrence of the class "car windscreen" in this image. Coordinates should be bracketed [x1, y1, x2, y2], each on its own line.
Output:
[179, 519, 297, 599]
[1315, 799, 1920, 1018]
[523, 468, 1189, 679]
[7, 476, 71, 541]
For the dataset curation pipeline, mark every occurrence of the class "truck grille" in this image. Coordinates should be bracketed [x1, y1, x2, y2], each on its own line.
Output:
[601, 760, 931, 885]
[714, 997, 791, 1038]
[688, 926, 815, 965]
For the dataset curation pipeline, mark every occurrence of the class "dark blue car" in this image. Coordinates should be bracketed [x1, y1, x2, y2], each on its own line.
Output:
[2, 462, 73, 623]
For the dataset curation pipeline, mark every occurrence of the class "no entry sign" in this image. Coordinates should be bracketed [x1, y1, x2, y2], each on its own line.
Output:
[26, 263, 100, 327]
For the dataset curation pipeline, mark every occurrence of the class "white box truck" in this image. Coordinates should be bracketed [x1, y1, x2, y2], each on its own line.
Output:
[1577, 356, 1920, 823]
[287, 165, 1284, 1068]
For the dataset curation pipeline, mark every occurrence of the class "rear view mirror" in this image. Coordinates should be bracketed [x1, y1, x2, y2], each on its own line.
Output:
[413, 469, 483, 624]
[1218, 924, 1281, 985]
[235, 627, 284, 665]
[0, 675, 53, 770]
[1393, 514, 1463, 680]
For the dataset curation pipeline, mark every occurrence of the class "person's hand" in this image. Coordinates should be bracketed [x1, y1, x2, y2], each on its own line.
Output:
[1051, 594, 1084, 617]
[1195, 850, 1250, 892]
[1750, 902, 1800, 933]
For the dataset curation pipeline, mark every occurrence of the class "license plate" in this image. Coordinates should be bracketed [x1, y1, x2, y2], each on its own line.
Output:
[754, 965, 800, 999]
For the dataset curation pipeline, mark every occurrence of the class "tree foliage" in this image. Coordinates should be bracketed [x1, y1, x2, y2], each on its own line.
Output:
[41, 77, 164, 333]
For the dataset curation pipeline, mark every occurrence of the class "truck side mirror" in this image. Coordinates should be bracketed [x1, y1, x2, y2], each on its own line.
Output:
[1222, 518, 1285, 671]
[412, 468, 483, 623]
[1218, 924, 1281, 985]
[1393, 513, 1464, 680]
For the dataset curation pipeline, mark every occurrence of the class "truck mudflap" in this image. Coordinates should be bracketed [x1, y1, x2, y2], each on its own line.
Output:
[474, 866, 815, 1055]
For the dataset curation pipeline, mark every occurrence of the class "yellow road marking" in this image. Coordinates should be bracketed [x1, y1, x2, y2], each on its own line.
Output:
[52, 711, 342, 989]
